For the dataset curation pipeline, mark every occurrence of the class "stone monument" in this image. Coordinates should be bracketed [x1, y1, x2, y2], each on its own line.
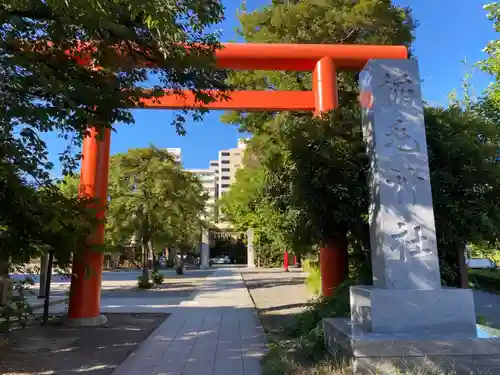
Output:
[323, 59, 500, 374]
[200, 229, 210, 269]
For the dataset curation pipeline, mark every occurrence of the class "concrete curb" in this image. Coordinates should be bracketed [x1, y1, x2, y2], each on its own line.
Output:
[239, 271, 270, 339]
[31, 296, 68, 312]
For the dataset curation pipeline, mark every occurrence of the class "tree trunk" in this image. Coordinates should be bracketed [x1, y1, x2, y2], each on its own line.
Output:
[141, 236, 150, 284]
[151, 242, 159, 272]
[442, 242, 466, 288]
[458, 242, 469, 289]
[0, 252, 11, 306]
[147, 240, 155, 271]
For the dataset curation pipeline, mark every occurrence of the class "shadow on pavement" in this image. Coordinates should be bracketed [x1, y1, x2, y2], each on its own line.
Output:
[0, 313, 168, 375]
[1, 305, 267, 375]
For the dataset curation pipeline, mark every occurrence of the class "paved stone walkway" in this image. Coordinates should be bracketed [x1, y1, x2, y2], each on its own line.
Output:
[111, 268, 267, 375]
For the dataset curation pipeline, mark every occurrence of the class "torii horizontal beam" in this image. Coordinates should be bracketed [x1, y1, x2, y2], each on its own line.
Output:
[22, 40, 408, 71]
[138, 90, 315, 111]
[214, 43, 408, 71]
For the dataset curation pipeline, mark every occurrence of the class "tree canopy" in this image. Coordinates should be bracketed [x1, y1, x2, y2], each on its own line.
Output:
[1, 166, 96, 272]
[106, 147, 207, 273]
[221, 0, 500, 283]
[0, 0, 226, 271]
[480, 2, 500, 108]
[221, 0, 416, 261]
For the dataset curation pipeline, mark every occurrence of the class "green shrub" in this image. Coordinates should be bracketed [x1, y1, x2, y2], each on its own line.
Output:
[261, 344, 296, 375]
[302, 258, 319, 274]
[469, 269, 500, 292]
[282, 280, 354, 362]
[302, 258, 322, 295]
[0, 277, 35, 336]
[289, 281, 352, 338]
[305, 269, 321, 295]
[137, 275, 153, 289]
[152, 272, 164, 285]
[477, 315, 488, 325]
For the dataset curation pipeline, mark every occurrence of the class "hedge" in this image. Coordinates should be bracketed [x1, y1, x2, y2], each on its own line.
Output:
[469, 269, 500, 293]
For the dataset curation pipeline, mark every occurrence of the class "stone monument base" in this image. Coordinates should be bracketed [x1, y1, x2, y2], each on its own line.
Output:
[323, 318, 500, 375]
[350, 286, 477, 335]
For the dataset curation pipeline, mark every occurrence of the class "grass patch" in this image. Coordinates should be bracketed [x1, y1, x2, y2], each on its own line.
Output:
[262, 345, 456, 375]
[262, 340, 354, 375]
[261, 274, 461, 375]
[260, 279, 355, 375]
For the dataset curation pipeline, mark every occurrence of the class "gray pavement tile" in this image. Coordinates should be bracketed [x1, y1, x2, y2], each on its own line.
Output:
[111, 269, 267, 375]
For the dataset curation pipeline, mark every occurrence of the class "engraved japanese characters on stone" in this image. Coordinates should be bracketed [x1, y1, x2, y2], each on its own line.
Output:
[380, 71, 415, 108]
[385, 165, 427, 205]
[388, 221, 433, 262]
[384, 115, 420, 153]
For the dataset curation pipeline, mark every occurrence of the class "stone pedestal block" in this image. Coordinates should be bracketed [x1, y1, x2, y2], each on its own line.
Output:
[323, 318, 500, 375]
[350, 286, 477, 336]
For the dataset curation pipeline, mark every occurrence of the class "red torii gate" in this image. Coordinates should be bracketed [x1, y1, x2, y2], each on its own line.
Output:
[67, 42, 408, 323]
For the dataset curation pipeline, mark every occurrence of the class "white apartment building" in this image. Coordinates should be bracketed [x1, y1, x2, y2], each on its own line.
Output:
[187, 168, 217, 219]
[217, 139, 247, 197]
[185, 138, 248, 224]
[166, 148, 182, 163]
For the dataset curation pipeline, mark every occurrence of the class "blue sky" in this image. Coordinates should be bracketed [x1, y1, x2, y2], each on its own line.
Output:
[44, 0, 496, 174]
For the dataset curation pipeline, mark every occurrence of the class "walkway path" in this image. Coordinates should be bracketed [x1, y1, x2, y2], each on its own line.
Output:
[111, 268, 267, 375]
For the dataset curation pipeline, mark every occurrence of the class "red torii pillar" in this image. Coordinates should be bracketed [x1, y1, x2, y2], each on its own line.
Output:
[66, 43, 408, 323]
[284, 250, 289, 272]
[312, 57, 348, 297]
[68, 127, 111, 325]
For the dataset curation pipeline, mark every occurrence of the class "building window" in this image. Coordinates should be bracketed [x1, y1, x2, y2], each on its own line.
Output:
[234, 164, 241, 168]
[221, 152, 230, 156]
[221, 176, 230, 180]
[221, 184, 230, 188]
[221, 160, 230, 164]
[221, 168, 230, 172]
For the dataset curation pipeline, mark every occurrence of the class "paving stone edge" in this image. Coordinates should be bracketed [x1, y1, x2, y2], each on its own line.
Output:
[239, 272, 271, 337]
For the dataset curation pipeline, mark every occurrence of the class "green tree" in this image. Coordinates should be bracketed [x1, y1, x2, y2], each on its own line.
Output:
[425, 104, 500, 285]
[1, 0, 228, 177]
[220, 150, 312, 265]
[107, 147, 207, 283]
[57, 173, 81, 198]
[221, 0, 415, 278]
[0, 0, 227, 278]
[223, 0, 500, 288]
[480, 2, 500, 107]
[0, 163, 96, 276]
